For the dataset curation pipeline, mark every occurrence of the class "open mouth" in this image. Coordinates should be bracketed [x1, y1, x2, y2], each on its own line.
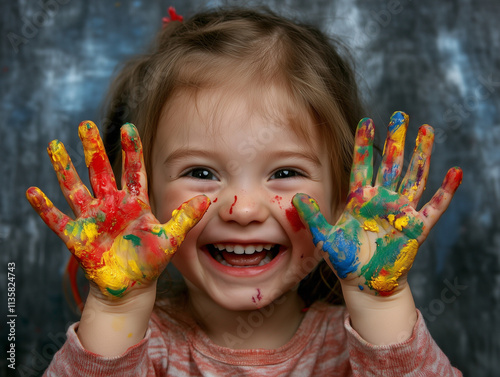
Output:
[207, 244, 281, 268]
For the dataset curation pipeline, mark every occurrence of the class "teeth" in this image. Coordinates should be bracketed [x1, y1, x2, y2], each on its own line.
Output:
[213, 243, 275, 255]
[234, 245, 244, 254]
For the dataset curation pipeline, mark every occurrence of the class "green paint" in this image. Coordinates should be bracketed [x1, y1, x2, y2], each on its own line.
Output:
[65, 218, 96, 237]
[96, 211, 106, 223]
[403, 218, 424, 239]
[358, 188, 400, 219]
[360, 236, 406, 282]
[152, 227, 167, 238]
[106, 286, 127, 297]
[124, 234, 141, 247]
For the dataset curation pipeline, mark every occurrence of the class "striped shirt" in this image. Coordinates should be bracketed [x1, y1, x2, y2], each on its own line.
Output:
[44, 301, 462, 376]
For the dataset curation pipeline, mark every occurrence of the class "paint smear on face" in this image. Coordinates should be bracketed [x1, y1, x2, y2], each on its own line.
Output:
[285, 205, 305, 232]
[251, 288, 263, 304]
[229, 195, 237, 214]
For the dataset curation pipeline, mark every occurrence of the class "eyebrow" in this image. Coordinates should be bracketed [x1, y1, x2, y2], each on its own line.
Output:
[163, 147, 322, 167]
[163, 148, 214, 166]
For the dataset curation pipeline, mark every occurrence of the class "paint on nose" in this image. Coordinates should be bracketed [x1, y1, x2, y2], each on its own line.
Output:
[229, 195, 237, 214]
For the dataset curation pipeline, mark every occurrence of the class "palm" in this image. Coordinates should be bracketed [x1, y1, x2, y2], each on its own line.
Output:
[27, 121, 209, 297]
[294, 112, 462, 296]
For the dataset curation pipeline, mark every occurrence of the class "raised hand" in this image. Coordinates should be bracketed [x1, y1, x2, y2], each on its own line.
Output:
[293, 111, 462, 296]
[26, 121, 210, 298]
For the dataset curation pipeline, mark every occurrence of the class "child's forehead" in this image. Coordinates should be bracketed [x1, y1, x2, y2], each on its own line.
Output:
[159, 83, 318, 142]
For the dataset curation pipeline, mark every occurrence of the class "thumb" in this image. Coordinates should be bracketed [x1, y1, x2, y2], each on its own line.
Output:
[154, 195, 211, 253]
[292, 193, 332, 245]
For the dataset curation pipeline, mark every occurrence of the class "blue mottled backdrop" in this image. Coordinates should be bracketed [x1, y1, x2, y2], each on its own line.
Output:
[1, 0, 499, 376]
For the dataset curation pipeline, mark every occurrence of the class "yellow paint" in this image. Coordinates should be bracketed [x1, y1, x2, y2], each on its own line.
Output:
[78, 121, 101, 168]
[31, 187, 54, 209]
[403, 182, 418, 203]
[112, 316, 125, 331]
[369, 239, 419, 292]
[89, 237, 143, 293]
[64, 221, 99, 258]
[387, 214, 409, 231]
[48, 140, 70, 169]
[128, 333, 133, 338]
[362, 219, 379, 232]
[383, 113, 408, 156]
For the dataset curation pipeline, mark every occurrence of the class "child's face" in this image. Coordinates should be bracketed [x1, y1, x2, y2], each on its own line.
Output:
[150, 86, 335, 310]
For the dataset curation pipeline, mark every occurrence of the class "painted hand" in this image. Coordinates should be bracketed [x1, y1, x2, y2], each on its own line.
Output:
[293, 111, 462, 296]
[26, 121, 210, 297]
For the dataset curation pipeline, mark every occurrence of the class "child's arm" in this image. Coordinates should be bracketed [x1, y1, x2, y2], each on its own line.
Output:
[27, 121, 209, 356]
[293, 111, 462, 345]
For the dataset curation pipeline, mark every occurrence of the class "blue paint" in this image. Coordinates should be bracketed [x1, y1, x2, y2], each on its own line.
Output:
[311, 227, 359, 279]
[382, 163, 401, 187]
[388, 111, 406, 132]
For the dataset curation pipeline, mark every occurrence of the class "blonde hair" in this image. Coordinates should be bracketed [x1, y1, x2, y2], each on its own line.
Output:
[102, 6, 364, 307]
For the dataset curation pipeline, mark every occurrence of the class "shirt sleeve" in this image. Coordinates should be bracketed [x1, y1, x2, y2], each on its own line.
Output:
[43, 322, 156, 377]
[345, 310, 463, 377]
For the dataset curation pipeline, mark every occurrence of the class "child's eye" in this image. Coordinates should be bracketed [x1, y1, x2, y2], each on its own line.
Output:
[184, 168, 218, 180]
[270, 169, 303, 179]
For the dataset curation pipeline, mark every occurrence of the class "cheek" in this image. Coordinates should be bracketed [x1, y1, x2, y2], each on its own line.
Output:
[150, 185, 185, 224]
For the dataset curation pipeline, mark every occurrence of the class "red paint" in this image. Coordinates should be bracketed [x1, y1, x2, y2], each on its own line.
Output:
[272, 195, 283, 209]
[378, 290, 393, 297]
[229, 195, 237, 214]
[379, 268, 389, 276]
[213, 197, 218, 203]
[252, 288, 263, 304]
[286, 205, 305, 232]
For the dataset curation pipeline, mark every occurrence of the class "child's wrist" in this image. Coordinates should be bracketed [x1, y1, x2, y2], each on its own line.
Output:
[77, 283, 157, 356]
[87, 281, 157, 311]
[342, 283, 417, 345]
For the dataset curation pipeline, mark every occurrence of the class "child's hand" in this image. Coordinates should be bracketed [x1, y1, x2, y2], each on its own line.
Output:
[293, 111, 462, 296]
[26, 121, 210, 298]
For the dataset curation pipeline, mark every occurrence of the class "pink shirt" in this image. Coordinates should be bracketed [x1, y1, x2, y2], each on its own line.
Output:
[43, 302, 462, 376]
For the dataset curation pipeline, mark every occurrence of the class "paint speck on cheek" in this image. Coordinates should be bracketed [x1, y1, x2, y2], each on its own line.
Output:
[271, 195, 283, 209]
[229, 195, 237, 214]
[213, 197, 218, 203]
[285, 205, 305, 232]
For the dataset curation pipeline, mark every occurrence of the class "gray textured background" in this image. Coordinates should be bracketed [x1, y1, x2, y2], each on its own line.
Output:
[1, 0, 499, 376]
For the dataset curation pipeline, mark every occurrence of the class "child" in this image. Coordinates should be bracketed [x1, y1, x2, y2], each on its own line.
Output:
[26, 7, 463, 376]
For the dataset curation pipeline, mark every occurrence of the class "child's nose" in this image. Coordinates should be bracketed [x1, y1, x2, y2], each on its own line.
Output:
[218, 190, 270, 226]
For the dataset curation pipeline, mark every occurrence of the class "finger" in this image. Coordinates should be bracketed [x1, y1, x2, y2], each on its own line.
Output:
[419, 167, 463, 239]
[47, 140, 93, 216]
[78, 121, 117, 197]
[153, 195, 211, 255]
[349, 118, 375, 192]
[375, 111, 409, 190]
[121, 123, 148, 202]
[292, 193, 332, 244]
[398, 125, 434, 207]
[292, 193, 359, 279]
[26, 187, 72, 241]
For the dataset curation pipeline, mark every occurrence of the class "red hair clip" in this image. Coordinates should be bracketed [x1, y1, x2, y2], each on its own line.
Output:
[162, 6, 183, 27]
